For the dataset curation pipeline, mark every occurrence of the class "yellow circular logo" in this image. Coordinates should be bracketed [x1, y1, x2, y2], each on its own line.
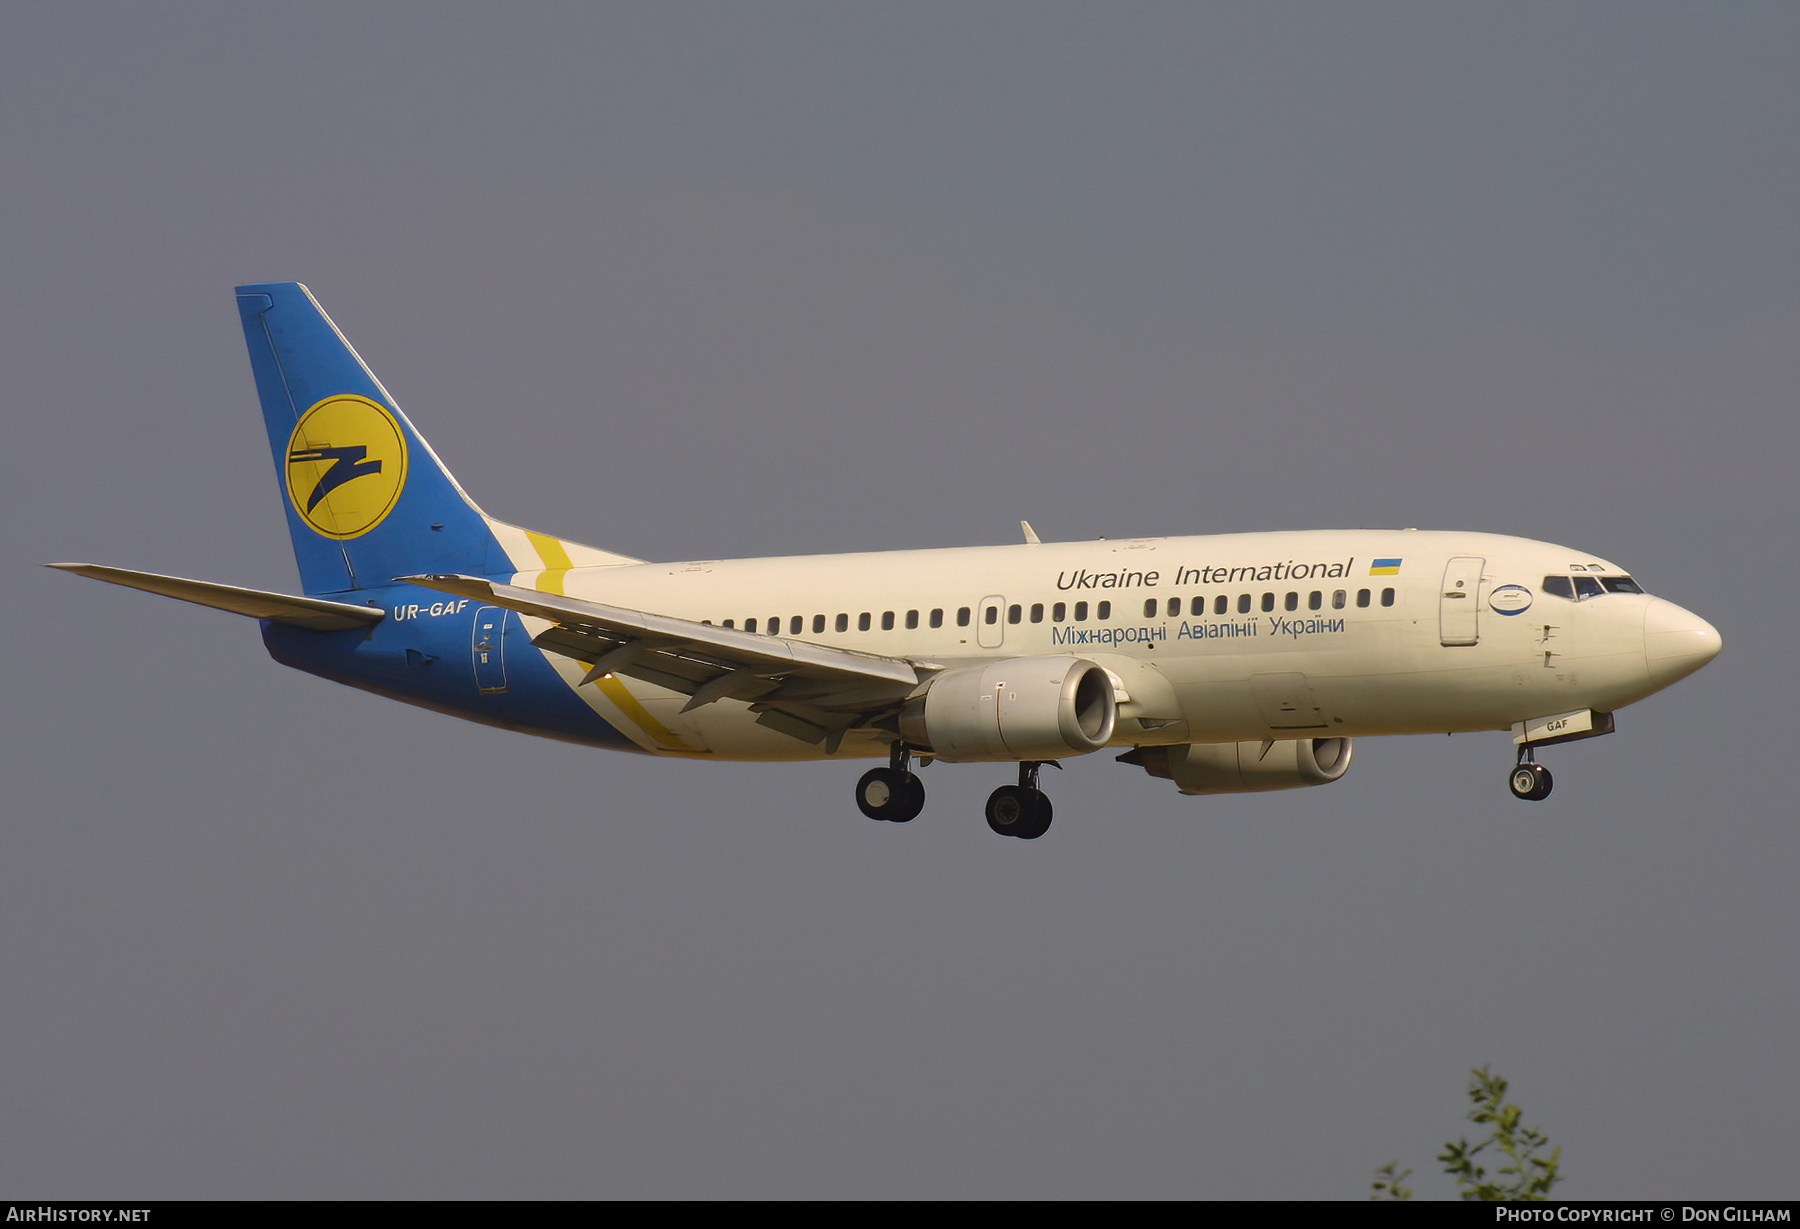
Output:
[284, 395, 408, 539]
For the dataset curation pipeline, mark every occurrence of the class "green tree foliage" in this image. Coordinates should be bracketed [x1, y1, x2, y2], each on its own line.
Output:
[1370, 1161, 1413, 1201]
[1372, 1066, 1563, 1201]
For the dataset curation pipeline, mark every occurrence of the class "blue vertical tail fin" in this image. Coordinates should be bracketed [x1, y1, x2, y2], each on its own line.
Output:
[236, 282, 514, 595]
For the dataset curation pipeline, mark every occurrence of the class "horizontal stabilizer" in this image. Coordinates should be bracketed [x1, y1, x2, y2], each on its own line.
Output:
[48, 563, 385, 631]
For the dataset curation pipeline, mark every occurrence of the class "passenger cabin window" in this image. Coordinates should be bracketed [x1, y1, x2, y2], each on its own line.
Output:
[1237, 594, 1251, 614]
[905, 610, 919, 629]
[1380, 588, 1395, 607]
[1356, 589, 1370, 608]
[791, 616, 803, 635]
[1261, 593, 1275, 613]
[722, 619, 734, 628]
[1310, 591, 1323, 610]
[957, 607, 971, 627]
[1053, 602, 1066, 622]
[929, 608, 943, 629]
[835, 613, 849, 632]
[858, 612, 871, 631]
[1097, 601, 1111, 620]
[882, 611, 895, 631]
[1168, 597, 1182, 617]
[813, 614, 826, 634]
[983, 605, 998, 625]
[1332, 590, 1346, 609]
[1284, 592, 1298, 611]
[744, 618, 756, 633]
[1008, 604, 1022, 624]
[1074, 601, 1089, 621]
[1144, 598, 1158, 619]
[1030, 603, 1044, 623]
[1215, 595, 1228, 615]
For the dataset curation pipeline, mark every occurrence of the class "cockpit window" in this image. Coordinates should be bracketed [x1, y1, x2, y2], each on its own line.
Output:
[1544, 574, 1640, 600]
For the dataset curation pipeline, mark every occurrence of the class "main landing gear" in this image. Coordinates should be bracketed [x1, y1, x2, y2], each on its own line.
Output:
[856, 743, 925, 823]
[852, 749, 1062, 838]
[1509, 746, 1554, 801]
[986, 761, 1058, 841]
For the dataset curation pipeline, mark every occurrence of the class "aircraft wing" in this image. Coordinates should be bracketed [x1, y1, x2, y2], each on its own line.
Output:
[49, 563, 385, 632]
[401, 573, 926, 747]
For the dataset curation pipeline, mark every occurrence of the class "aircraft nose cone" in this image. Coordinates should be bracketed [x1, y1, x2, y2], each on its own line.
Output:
[1644, 598, 1722, 688]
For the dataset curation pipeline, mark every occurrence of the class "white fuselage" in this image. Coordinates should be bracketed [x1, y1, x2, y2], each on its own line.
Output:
[511, 529, 1715, 761]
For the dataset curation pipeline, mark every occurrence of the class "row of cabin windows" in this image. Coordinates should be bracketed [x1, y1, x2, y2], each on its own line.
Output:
[1144, 588, 1396, 617]
[710, 610, 960, 634]
[1004, 600, 1110, 623]
[709, 601, 1116, 634]
[703, 587, 1397, 634]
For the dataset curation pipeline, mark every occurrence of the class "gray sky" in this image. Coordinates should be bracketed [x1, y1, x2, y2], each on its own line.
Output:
[4, 2, 1795, 1199]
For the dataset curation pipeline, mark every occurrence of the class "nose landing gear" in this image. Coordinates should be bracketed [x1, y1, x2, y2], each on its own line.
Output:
[986, 761, 1057, 840]
[855, 743, 926, 823]
[1509, 747, 1553, 801]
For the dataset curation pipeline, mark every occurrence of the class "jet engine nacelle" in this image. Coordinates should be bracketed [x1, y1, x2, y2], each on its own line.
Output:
[899, 656, 1118, 762]
[1120, 737, 1353, 795]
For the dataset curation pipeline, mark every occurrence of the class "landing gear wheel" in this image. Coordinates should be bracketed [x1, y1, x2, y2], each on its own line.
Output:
[892, 772, 925, 822]
[1509, 762, 1553, 801]
[856, 767, 925, 822]
[985, 785, 1027, 835]
[1015, 792, 1053, 840]
[986, 785, 1052, 839]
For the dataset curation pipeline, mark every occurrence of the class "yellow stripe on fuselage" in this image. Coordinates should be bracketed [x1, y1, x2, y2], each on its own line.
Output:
[526, 530, 573, 595]
[591, 672, 698, 753]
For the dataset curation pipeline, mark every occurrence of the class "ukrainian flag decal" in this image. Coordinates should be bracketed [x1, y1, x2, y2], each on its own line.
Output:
[284, 395, 409, 539]
[1370, 558, 1403, 575]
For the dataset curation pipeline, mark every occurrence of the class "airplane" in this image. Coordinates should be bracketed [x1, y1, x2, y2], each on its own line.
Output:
[51, 282, 1723, 840]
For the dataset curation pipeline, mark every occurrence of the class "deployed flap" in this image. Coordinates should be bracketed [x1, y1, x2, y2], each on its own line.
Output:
[49, 563, 384, 632]
[400, 574, 922, 716]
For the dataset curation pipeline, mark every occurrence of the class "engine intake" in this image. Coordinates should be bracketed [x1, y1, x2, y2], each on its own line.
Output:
[899, 657, 1117, 762]
[1120, 738, 1353, 795]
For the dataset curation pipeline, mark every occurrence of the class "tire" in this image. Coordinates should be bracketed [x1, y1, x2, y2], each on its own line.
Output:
[888, 772, 926, 823]
[1527, 764, 1553, 801]
[1509, 762, 1552, 802]
[1014, 790, 1053, 840]
[987, 785, 1052, 838]
[986, 785, 1030, 836]
[1509, 765, 1538, 799]
[856, 767, 909, 821]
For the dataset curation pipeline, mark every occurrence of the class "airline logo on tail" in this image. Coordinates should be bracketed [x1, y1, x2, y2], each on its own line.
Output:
[284, 395, 409, 539]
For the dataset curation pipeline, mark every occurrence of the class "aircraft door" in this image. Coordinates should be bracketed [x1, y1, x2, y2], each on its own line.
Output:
[977, 595, 1005, 649]
[1440, 556, 1485, 646]
[472, 605, 509, 693]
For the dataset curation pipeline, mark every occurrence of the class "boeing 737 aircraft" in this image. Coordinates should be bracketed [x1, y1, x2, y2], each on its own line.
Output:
[52, 283, 1722, 839]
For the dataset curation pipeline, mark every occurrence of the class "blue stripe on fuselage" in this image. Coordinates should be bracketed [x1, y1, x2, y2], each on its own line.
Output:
[259, 583, 638, 752]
